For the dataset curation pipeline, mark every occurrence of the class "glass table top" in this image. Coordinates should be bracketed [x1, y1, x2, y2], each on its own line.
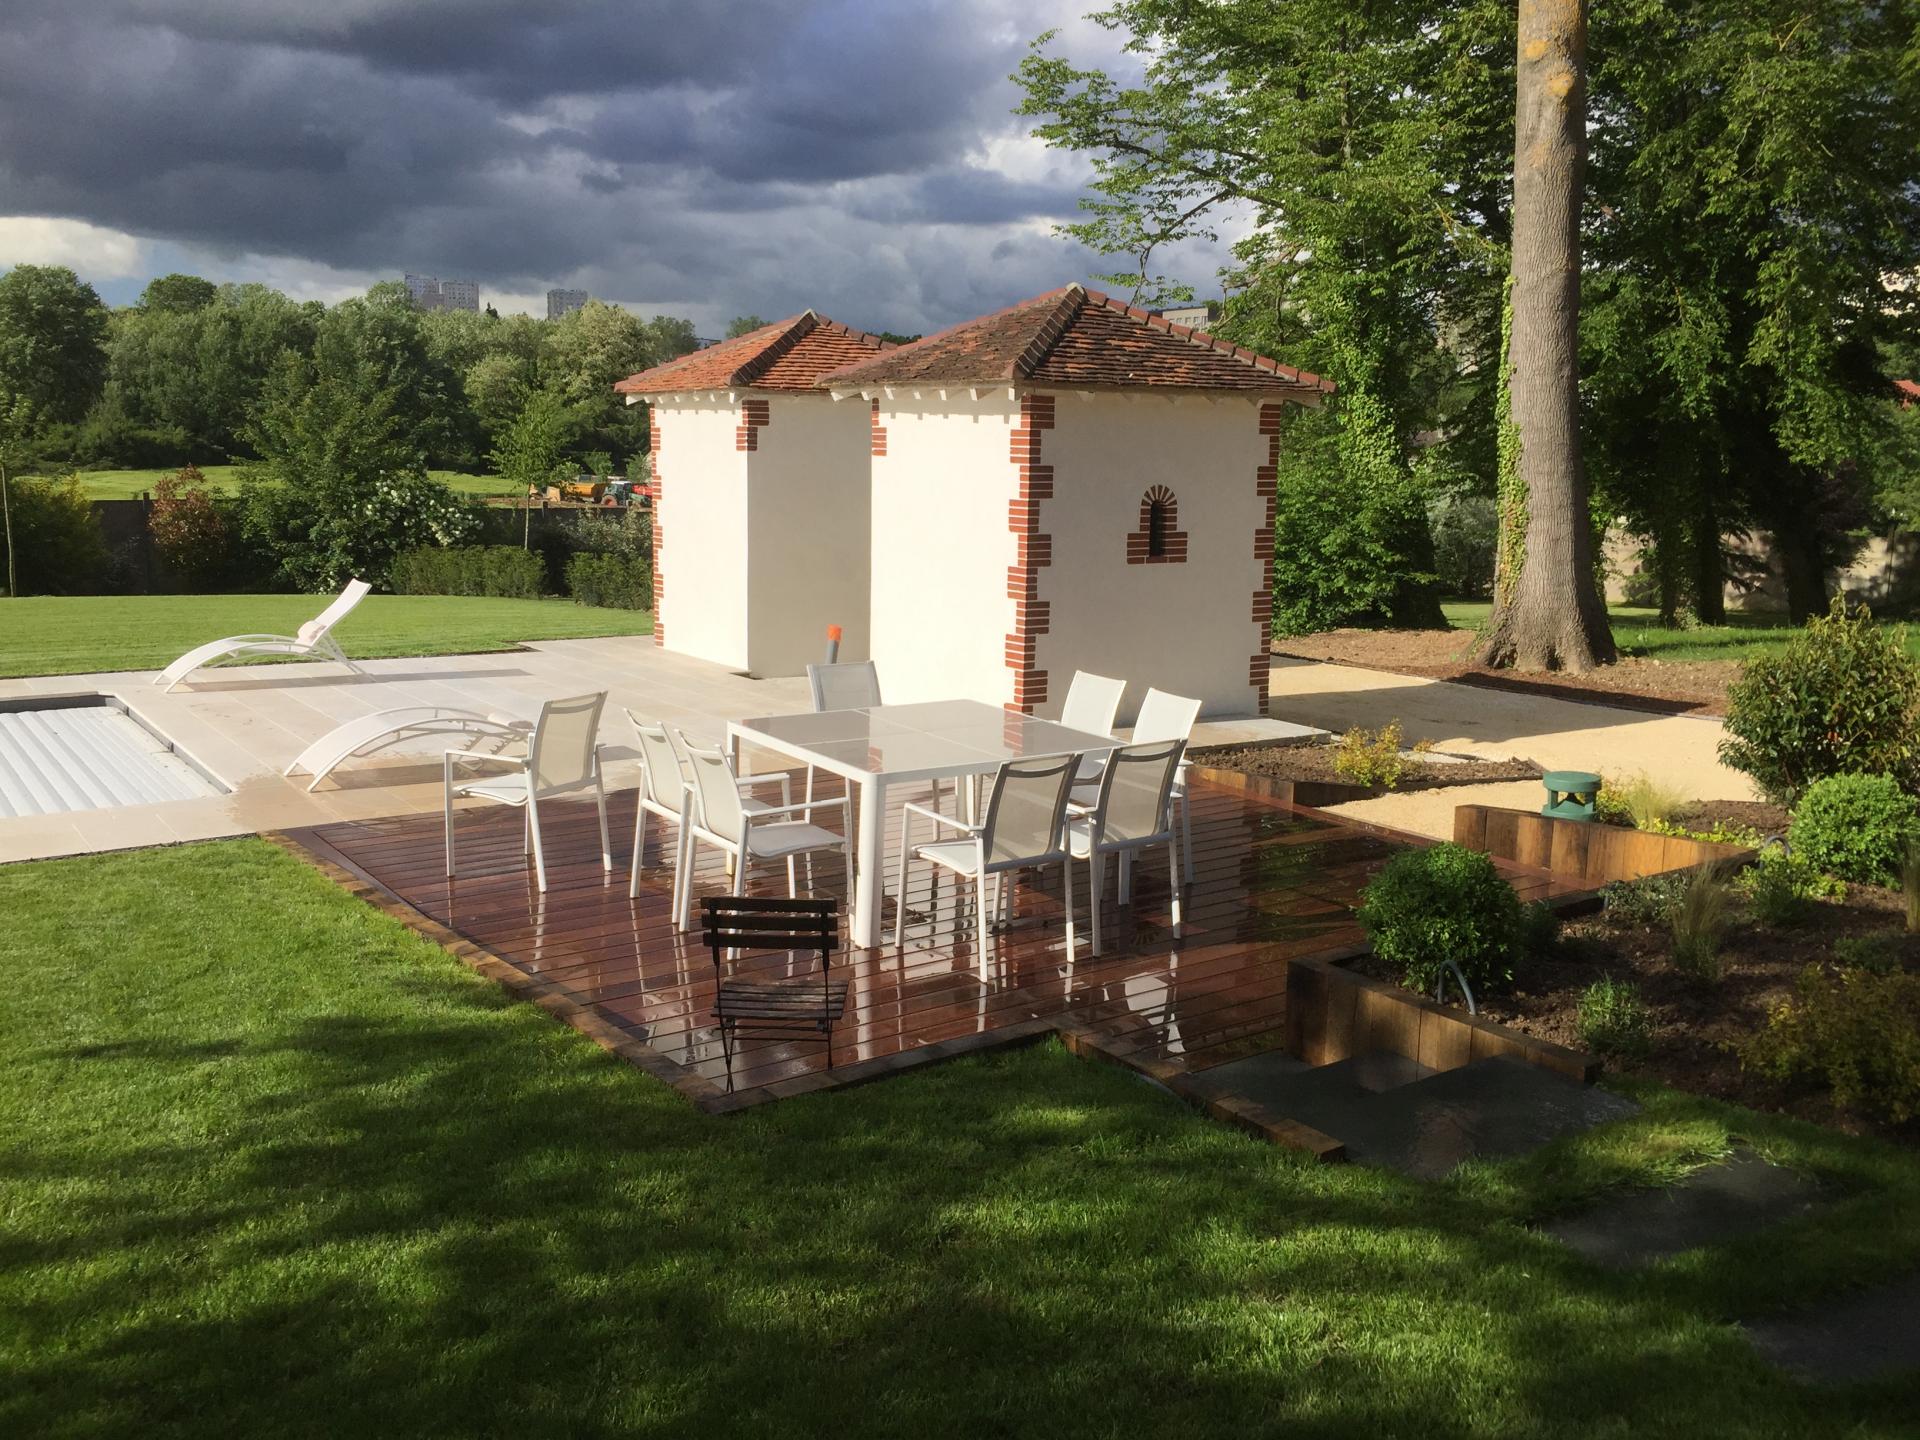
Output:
[732, 698, 1124, 781]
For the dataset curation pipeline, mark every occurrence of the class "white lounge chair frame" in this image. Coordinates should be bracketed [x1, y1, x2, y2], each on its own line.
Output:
[284, 706, 533, 792]
[155, 579, 372, 694]
[445, 691, 611, 893]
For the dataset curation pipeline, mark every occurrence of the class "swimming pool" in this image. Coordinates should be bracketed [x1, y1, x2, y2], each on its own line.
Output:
[0, 695, 224, 818]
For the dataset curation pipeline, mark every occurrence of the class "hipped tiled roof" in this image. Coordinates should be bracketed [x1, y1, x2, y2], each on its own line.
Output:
[816, 285, 1331, 395]
[613, 312, 894, 395]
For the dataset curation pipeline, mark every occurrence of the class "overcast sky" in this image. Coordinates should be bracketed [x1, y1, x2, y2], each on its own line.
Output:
[0, 1, 1242, 335]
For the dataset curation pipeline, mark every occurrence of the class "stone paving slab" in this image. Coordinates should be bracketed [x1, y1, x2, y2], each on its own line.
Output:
[1340, 1056, 1639, 1180]
[1541, 1151, 1824, 1270]
[1744, 1271, 1920, 1385]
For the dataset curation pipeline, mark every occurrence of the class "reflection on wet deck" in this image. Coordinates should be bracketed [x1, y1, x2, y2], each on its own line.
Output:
[281, 774, 1577, 1112]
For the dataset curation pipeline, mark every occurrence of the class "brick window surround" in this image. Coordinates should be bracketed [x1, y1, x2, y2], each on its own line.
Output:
[1127, 485, 1188, 564]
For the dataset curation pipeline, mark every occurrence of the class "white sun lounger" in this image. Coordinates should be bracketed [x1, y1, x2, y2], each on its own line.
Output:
[285, 705, 534, 792]
[155, 579, 372, 694]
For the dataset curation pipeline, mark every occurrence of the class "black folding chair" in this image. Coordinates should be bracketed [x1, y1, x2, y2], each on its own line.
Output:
[701, 896, 846, 1088]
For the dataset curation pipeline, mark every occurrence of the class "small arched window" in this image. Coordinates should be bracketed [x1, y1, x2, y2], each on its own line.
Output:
[1128, 485, 1186, 564]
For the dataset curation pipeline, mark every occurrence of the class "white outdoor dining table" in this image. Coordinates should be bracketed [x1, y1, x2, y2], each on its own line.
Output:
[727, 699, 1126, 948]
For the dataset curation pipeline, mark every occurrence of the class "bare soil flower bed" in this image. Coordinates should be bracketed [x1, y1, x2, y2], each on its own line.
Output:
[1190, 740, 1541, 791]
[1349, 883, 1917, 1142]
[1274, 626, 1737, 715]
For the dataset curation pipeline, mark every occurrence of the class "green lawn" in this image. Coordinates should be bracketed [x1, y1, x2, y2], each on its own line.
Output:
[1443, 601, 1920, 663]
[1, 840, 1916, 1437]
[0, 594, 651, 677]
[43, 466, 512, 501]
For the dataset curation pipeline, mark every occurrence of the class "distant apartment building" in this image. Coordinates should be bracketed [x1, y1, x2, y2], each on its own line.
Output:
[547, 287, 590, 319]
[1158, 300, 1221, 330]
[403, 273, 480, 312]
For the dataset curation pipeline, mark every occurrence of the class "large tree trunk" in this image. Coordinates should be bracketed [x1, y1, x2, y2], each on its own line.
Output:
[1690, 488, 1726, 625]
[1479, 0, 1617, 671]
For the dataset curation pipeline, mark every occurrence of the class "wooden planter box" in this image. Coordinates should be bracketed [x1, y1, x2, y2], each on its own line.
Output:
[1286, 952, 1598, 1084]
[1453, 805, 1752, 884]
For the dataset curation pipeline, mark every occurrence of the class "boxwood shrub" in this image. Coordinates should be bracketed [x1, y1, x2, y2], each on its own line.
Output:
[1357, 841, 1521, 994]
[1787, 773, 1920, 886]
[1718, 595, 1920, 804]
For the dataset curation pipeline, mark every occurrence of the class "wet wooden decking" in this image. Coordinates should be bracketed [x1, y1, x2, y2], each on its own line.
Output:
[278, 774, 1582, 1112]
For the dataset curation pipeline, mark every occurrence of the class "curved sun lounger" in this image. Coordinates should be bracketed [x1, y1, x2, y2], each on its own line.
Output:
[285, 706, 533, 792]
[155, 579, 372, 694]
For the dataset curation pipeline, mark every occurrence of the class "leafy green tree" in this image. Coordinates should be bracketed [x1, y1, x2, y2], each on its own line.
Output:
[1583, 0, 1920, 624]
[0, 264, 110, 424]
[107, 282, 318, 460]
[726, 314, 768, 338]
[1017, 0, 1500, 632]
[238, 292, 473, 588]
[490, 389, 571, 496]
[542, 300, 664, 458]
[139, 273, 219, 314]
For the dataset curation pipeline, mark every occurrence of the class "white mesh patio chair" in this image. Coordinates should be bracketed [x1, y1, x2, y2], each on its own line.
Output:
[155, 579, 371, 693]
[1072, 687, 1203, 883]
[444, 691, 611, 893]
[807, 661, 882, 713]
[1059, 670, 1127, 784]
[625, 711, 791, 913]
[674, 735, 851, 932]
[893, 752, 1081, 974]
[1066, 739, 1187, 956]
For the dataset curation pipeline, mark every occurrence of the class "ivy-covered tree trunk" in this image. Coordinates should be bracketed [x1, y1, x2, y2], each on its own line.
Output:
[1480, 0, 1616, 672]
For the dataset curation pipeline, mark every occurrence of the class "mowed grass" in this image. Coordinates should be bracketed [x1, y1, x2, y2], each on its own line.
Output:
[2, 840, 1918, 1437]
[41, 466, 512, 500]
[0, 594, 651, 677]
[1443, 601, 1920, 664]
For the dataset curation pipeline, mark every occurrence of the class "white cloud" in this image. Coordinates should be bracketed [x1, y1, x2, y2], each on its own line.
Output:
[0, 216, 146, 276]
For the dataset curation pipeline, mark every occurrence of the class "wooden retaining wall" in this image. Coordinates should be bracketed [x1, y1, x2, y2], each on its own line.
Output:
[1285, 953, 1598, 1084]
[1453, 805, 1752, 885]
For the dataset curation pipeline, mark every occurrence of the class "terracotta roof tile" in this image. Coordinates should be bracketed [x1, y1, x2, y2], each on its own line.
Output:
[614, 312, 894, 395]
[815, 285, 1331, 395]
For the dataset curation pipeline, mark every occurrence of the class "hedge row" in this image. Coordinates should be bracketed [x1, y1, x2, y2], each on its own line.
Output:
[564, 552, 650, 610]
[389, 545, 545, 600]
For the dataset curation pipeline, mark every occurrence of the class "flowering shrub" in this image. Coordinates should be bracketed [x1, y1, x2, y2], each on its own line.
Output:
[147, 465, 228, 586]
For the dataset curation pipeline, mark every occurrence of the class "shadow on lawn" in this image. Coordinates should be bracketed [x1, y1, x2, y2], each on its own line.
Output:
[6, 993, 1917, 1437]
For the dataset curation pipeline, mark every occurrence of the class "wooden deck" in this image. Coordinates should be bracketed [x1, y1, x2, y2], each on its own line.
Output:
[278, 774, 1582, 1112]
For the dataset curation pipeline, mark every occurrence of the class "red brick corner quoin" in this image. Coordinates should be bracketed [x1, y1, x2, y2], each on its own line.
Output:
[1250, 402, 1281, 714]
[1005, 392, 1056, 713]
[648, 415, 665, 645]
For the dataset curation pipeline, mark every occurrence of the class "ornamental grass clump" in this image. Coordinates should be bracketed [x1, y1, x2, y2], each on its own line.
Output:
[1669, 869, 1731, 984]
[1357, 842, 1521, 995]
[1718, 595, 1920, 805]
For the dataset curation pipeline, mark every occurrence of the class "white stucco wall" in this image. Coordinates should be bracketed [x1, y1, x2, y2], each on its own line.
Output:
[745, 394, 873, 676]
[868, 391, 1021, 707]
[655, 398, 751, 670]
[1037, 392, 1270, 723]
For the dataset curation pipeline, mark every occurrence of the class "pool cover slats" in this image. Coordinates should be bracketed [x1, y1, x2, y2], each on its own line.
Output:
[0, 705, 218, 817]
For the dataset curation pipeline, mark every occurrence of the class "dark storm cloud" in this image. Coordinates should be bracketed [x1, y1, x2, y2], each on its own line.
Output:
[0, 1, 1205, 330]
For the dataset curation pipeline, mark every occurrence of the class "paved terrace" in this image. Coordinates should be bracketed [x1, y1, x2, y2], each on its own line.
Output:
[0, 638, 1318, 865]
